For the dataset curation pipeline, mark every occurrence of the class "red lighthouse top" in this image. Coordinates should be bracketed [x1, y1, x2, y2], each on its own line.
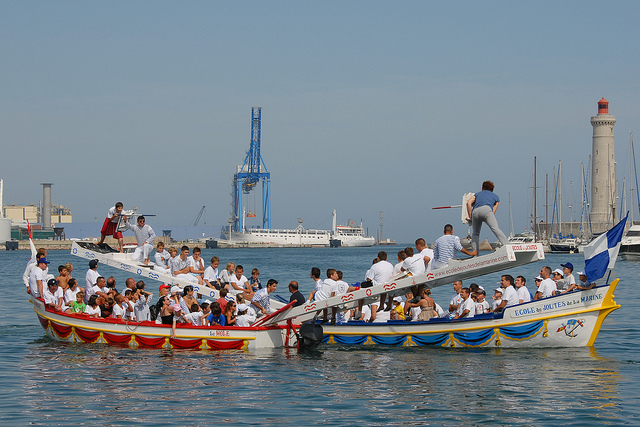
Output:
[598, 97, 609, 114]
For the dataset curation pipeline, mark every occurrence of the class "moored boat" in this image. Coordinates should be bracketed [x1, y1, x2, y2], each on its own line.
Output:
[619, 223, 640, 260]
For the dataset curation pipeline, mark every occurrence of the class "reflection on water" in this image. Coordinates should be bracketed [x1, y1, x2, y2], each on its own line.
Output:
[11, 340, 624, 425]
[2, 251, 640, 424]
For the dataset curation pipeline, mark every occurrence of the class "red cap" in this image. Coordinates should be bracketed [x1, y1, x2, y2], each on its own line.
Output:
[159, 284, 170, 291]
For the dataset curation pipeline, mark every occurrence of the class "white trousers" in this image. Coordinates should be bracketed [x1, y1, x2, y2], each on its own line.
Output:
[132, 243, 154, 263]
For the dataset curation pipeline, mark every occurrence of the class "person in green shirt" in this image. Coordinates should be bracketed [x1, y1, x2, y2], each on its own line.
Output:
[70, 291, 86, 313]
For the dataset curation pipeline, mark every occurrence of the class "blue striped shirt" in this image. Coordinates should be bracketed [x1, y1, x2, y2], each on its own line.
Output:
[433, 234, 463, 265]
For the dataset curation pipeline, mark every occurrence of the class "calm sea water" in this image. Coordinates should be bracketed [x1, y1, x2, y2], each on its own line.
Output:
[2, 246, 639, 425]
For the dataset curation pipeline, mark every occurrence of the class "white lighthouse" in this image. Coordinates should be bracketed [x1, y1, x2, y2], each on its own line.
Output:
[590, 98, 617, 233]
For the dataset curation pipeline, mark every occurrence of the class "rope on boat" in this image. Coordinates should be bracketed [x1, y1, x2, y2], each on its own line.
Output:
[124, 320, 143, 332]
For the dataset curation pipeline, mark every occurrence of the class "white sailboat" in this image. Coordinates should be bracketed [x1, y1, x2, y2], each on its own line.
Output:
[619, 132, 640, 260]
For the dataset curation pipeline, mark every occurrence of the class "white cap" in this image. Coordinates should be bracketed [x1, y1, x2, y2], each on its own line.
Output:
[393, 296, 403, 303]
[478, 285, 485, 291]
[553, 268, 564, 277]
[535, 275, 543, 281]
[170, 285, 181, 294]
[494, 288, 503, 294]
[204, 299, 212, 304]
[576, 271, 586, 276]
[238, 303, 248, 312]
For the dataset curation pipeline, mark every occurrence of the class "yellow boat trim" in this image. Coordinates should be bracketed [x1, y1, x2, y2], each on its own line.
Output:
[363, 335, 376, 345]
[451, 329, 497, 348]
[587, 279, 620, 346]
[404, 335, 416, 346]
[35, 311, 257, 341]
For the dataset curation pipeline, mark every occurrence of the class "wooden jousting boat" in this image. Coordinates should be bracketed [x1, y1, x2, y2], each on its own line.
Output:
[29, 242, 620, 349]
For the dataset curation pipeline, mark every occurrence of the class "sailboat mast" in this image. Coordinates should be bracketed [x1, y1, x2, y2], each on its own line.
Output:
[546, 173, 549, 240]
[534, 156, 538, 242]
[631, 132, 635, 224]
[570, 180, 574, 235]
[580, 162, 586, 239]
[508, 192, 513, 239]
[559, 160, 563, 236]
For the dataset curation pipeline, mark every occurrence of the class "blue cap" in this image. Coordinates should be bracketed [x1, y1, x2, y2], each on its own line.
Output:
[38, 257, 50, 264]
[561, 262, 574, 271]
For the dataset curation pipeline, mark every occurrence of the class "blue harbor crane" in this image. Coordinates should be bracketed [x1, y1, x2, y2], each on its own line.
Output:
[231, 107, 271, 232]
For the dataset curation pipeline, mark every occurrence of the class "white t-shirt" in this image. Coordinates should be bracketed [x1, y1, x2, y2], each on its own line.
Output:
[125, 301, 136, 320]
[361, 305, 372, 322]
[419, 248, 434, 272]
[434, 302, 445, 318]
[187, 256, 205, 272]
[154, 250, 170, 268]
[134, 295, 151, 321]
[112, 303, 126, 319]
[43, 287, 64, 307]
[236, 313, 256, 327]
[538, 278, 557, 298]
[448, 293, 463, 316]
[456, 297, 475, 318]
[85, 269, 100, 289]
[204, 266, 219, 282]
[107, 206, 119, 223]
[86, 284, 103, 301]
[64, 287, 80, 305]
[29, 267, 47, 298]
[491, 298, 502, 311]
[230, 275, 249, 295]
[476, 300, 490, 314]
[502, 286, 519, 307]
[335, 280, 350, 295]
[402, 254, 426, 275]
[85, 305, 101, 316]
[184, 311, 204, 326]
[23, 260, 37, 288]
[372, 309, 391, 323]
[316, 279, 338, 300]
[366, 260, 394, 286]
[393, 262, 403, 275]
[517, 286, 531, 303]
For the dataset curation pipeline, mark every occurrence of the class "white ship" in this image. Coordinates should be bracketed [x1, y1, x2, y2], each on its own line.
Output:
[330, 209, 375, 247]
[212, 218, 331, 248]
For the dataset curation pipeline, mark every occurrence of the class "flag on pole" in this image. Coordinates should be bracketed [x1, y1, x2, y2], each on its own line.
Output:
[26, 219, 37, 262]
[583, 212, 628, 282]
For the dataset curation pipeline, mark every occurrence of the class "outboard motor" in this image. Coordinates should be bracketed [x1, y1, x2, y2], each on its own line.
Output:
[297, 323, 324, 351]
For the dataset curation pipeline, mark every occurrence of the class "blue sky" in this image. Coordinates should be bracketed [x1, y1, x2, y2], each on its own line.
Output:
[2, 1, 640, 243]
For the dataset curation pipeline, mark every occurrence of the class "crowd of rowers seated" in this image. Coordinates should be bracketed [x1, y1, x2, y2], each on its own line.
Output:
[307, 262, 597, 324]
[38, 273, 278, 334]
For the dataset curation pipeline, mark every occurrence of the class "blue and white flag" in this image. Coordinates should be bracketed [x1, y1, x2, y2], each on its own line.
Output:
[583, 213, 628, 282]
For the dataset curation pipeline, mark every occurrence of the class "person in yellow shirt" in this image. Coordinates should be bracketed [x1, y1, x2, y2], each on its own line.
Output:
[390, 296, 405, 320]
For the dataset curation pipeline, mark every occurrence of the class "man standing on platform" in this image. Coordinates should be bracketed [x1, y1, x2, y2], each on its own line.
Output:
[97, 202, 125, 251]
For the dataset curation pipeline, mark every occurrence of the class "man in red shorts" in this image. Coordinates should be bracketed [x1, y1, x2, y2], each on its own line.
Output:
[97, 202, 125, 251]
